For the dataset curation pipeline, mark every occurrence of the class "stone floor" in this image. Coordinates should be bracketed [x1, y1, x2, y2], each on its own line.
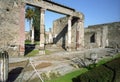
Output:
[8, 47, 119, 82]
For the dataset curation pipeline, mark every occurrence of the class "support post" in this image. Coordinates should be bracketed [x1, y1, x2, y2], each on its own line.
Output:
[19, 3, 25, 56]
[76, 19, 84, 50]
[67, 16, 72, 51]
[39, 8, 45, 54]
[31, 25, 34, 44]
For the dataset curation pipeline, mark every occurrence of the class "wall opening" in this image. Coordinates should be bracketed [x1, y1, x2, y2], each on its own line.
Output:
[90, 33, 96, 43]
[25, 4, 40, 56]
[45, 10, 65, 44]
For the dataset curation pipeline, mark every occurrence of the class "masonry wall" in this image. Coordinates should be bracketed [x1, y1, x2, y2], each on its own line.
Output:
[84, 26, 102, 49]
[0, 0, 25, 56]
[53, 17, 78, 50]
[84, 22, 120, 49]
[108, 22, 120, 48]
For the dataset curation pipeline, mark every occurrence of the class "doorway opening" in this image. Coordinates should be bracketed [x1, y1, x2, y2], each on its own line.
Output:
[25, 5, 40, 56]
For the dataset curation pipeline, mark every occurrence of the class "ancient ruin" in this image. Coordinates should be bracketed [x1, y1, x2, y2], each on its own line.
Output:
[0, 0, 120, 82]
[84, 22, 120, 49]
[52, 16, 84, 50]
[0, 0, 120, 55]
[0, 0, 84, 56]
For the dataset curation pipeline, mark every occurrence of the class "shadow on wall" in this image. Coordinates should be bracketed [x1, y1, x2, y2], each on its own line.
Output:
[7, 67, 23, 82]
[72, 58, 120, 82]
[53, 18, 78, 50]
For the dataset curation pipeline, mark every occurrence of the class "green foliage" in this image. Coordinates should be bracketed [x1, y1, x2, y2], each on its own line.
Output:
[86, 63, 96, 70]
[33, 7, 40, 41]
[25, 40, 39, 45]
[25, 6, 40, 41]
[35, 41, 40, 45]
[73, 54, 120, 82]
[78, 65, 113, 82]
[45, 50, 51, 55]
[25, 7, 35, 20]
[45, 68, 88, 82]
[25, 40, 31, 44]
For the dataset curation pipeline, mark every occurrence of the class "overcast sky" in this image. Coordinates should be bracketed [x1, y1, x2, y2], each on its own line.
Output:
[25, 0, 120, 31]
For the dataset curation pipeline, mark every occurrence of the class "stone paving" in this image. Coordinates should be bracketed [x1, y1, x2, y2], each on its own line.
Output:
[8, 48, 118, 81]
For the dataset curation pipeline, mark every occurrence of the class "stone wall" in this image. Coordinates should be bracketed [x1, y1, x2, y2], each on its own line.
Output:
[0, 0, 25, 56]
[84, 22, 120, 49]
[53, 16, 84, 50]
[53, 17, 69, 49]
[108, 22, 120, 48]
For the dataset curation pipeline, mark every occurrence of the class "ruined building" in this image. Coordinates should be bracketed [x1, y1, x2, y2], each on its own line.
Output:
[51, 17, 120, 50]
[84, 22, 120, 49]
[0, 0, 120, 56]
[0, 0, 84, 56]
[52, 17, 84, 50]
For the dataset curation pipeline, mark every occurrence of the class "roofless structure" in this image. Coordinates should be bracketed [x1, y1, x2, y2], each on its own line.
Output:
[0, 0, 84, 56]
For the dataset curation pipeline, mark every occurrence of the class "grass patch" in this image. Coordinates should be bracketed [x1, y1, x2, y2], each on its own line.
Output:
[25, 50, 39, 57]
[25, 49, 51, 57]
[44, 68, 88, 82]
[25, 40, 31, 44]
[35, 41, 40, 45]
[45, 53, 120, 82]
[45, 50, 51, 55]
[74, 57, 120, 82]
[25, 40, 40, 45]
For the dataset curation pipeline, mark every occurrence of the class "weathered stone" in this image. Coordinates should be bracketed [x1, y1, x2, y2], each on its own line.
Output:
[0, 0, 84, 56]
[84, 22, 120, 49]
[0, 0, 25, 56]
[52, 16, 84, 50]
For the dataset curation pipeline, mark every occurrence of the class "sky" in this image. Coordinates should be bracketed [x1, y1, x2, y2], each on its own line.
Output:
[25, 0, 120, 31]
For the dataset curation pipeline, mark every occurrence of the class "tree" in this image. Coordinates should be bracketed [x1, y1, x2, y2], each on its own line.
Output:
[33, 7, 40, 41]
[25, 6, 35, 44]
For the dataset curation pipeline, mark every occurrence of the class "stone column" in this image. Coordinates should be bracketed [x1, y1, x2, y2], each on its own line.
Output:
[49, 28, 53, 43]
[67, 16, 72, 51]
[102, 26, 109, 48]
[76, 19, 84, 50]
[19, 3, 25, 56]
[39, 8, 45, 54]
[31, 25, 34, 44]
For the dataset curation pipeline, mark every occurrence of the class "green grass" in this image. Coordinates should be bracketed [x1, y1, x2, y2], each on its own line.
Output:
[45, 53, 120, 82]
[25, 40, 31, 44]
[44, 68, 88, 82]
[76, 57, 120, 82]
[25, 49, 51, 57]
[25, 40, 40, 45]
[45, 50, 51, 55]
[25, 50, 39, 57]
[35, 41, 40, 45]
[27, 53, 120, 82]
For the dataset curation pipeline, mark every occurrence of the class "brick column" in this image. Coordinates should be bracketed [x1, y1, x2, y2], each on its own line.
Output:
[67, 16, 72, 51]
[39, 8, 45, 54]
[76, 19, 84, 50]
[19, 3, 25, 56]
